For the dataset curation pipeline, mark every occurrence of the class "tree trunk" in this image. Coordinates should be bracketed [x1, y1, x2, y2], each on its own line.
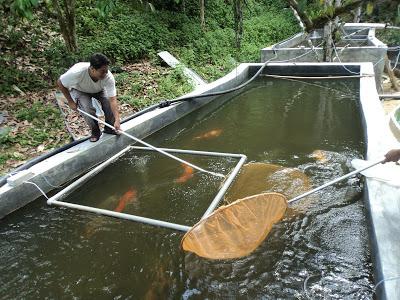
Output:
[233, 0, 243, 49]
[323, 22, 333, 62]
[53, 0, 77, 52]
[322, 0, 332, 62]
[385, 55, 400, 92]
[200, 0, 205, 30]
[322, 0, 341, 62]
[352, 5, 361, 22]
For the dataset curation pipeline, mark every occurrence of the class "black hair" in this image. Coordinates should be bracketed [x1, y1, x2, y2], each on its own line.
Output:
[89, 53, 110, 69]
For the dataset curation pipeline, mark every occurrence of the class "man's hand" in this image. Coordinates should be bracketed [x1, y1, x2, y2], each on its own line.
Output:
[383, 149, 400, 163]
[114, 119, 121, 134]
[57, 79, 77, 111]
[68, 100, 78, 111]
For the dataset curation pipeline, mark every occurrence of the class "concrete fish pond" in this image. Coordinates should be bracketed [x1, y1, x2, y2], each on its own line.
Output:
[261, 23, 388, 91]
[1, 63, 399, 299]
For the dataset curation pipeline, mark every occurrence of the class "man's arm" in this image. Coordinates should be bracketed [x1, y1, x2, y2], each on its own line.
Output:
[57, 79, 77, 111]
[109, 96, 121, 131]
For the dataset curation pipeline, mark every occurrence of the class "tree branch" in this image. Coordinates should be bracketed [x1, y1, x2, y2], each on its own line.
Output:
[287, 0, 314, 32]
[288, 0, 376, 32]
[312, 0, 372, 29]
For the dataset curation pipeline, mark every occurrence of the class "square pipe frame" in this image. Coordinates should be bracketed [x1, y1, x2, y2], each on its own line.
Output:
[47, 146, 247, 232]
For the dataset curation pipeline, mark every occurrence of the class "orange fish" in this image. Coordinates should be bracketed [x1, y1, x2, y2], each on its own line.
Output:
[193, 129, 222, 140]
[175, 163, 194, 183]
[114, 188, 137, 212]
[311, 149, 328, 163]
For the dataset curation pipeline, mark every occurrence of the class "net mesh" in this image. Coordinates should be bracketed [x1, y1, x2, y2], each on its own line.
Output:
[181, 193, 287, 259]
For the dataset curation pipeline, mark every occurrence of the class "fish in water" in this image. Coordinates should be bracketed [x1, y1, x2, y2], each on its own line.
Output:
[114, 187, 138, 212]
[175, 163, 194, 183]
[310, 149, 329, 163]
[193, 129, 222, 140]
[84, 188, 138, 238]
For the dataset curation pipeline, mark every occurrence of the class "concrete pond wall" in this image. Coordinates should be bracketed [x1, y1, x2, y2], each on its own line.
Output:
[1, 62, 399, 299]
[261, 23, 388, 91]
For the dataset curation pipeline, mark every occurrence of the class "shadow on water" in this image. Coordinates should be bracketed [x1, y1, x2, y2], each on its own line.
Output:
[0, 78, 374, 299]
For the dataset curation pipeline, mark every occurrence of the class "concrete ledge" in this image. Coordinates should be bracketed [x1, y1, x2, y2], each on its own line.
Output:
[359, 62, 400, 300]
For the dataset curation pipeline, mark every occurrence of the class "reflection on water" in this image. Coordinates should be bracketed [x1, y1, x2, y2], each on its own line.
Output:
[0, 78, 373, 298]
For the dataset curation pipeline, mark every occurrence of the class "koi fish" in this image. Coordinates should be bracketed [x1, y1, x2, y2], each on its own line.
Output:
[175, 163, 194, 183]
[193, 129, 222, 140]
[144, 265, 170, 300]
[310, 149, 328, 163]
[84, 188, 138, 238]
[114, 187, 138, 212]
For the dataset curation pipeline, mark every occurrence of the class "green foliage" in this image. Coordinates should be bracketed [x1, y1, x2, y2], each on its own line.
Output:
[364, 2, 399, 25]
[240, 10, 299, 61]
[0, 61, 48, 94]
[42, 40, 82, 81]
[158, 65, 194, 98]
[2, 100, 65, 149]
[0, 96, 71, 174]
[0, 152, 24, 166]
[79, 13, 173, 63]
[2, 0, 300, 95]
[366, 2, 374, 16]
[95, 0, 116, 18]
[172, 27, 237, 81]
[11, 0, 39, 19]
[376, 29, 400, 47]
[115, 65, 194, 108]
[0, 128, 14, 145]
[15, 101, 61, 124]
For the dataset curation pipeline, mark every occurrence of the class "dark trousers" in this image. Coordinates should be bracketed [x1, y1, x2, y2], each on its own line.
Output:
[71, 89, 115, 136]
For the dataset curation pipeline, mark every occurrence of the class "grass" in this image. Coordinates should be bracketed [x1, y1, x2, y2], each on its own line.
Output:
[0, 94, 71, 175]
[115, 63, 195, 109]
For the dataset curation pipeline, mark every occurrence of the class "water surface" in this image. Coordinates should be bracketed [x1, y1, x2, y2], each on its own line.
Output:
[0, 77, 373, 299]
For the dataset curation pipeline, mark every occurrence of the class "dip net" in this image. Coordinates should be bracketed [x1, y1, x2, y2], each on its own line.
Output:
[181, 163, 312, 259]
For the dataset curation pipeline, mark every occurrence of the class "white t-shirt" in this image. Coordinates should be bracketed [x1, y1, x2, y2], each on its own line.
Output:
[60, 62, 116, 97]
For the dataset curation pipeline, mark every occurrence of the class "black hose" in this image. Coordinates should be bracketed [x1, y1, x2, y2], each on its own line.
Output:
[158, 62, 269, 107]
[1, 62, 269, 188]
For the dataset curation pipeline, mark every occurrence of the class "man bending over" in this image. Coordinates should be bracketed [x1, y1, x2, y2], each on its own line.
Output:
[57, 53, 121, 142]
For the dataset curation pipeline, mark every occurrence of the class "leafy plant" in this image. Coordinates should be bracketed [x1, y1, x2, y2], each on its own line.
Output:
[11, 0, 39, 19]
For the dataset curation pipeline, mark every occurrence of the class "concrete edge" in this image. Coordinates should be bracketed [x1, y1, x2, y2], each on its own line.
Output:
[359, 62, 400, 300]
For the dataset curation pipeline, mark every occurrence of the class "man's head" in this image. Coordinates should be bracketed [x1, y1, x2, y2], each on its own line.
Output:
[89, 53, 110, 80]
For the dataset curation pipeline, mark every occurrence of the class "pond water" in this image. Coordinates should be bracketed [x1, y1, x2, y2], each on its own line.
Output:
[0, 77, 374, 299]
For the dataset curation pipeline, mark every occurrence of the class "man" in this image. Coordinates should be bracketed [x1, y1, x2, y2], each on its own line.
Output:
[384, 149, 400, 163]
[57, 53, 121, 142]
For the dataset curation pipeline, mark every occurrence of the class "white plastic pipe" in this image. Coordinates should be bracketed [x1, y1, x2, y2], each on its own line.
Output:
[47, 146, 132, 204]
[288, 158, 385, 204]
[47, 145, 247, 232]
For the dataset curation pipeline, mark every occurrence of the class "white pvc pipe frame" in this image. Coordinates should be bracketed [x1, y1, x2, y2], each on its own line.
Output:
[47, 146, 247, 232]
